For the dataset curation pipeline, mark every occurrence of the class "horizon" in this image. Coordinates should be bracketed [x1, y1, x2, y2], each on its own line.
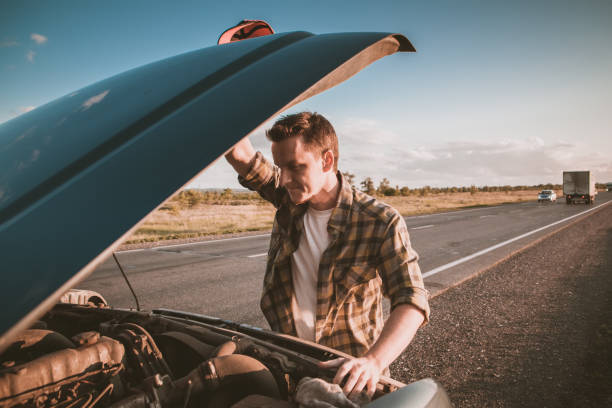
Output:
[186, 179, 605, 193]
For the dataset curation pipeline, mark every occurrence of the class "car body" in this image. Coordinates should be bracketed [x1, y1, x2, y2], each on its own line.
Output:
[537, 190, 557, 203]
[0, 30, 451, 407]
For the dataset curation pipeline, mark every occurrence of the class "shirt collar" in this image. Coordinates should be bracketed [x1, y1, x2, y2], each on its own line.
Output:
[327, 171, 353, 236]
[286, 171, 353, 236]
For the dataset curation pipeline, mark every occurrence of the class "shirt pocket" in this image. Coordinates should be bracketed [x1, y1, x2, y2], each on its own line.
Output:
[334, 262, 380, 304]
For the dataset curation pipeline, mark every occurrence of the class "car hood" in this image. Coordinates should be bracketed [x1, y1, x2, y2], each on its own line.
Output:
[0, 31, 414, 352]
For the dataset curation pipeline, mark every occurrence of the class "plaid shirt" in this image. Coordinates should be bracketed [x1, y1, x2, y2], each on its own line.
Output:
[239, 152, 430, 357]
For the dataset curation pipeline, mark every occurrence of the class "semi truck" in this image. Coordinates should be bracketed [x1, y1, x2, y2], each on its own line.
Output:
[563, 171, 596, 204]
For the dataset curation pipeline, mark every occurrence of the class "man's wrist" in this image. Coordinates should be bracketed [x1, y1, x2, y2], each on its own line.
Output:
[364, 352, 385, 373]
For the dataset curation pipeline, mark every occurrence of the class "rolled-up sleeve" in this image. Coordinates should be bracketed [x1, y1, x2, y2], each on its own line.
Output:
[378, 213, 430, 323]
[238, 151, 284, 207]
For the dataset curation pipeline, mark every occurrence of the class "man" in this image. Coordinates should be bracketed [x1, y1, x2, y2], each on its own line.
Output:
[225, 112, 429, 399]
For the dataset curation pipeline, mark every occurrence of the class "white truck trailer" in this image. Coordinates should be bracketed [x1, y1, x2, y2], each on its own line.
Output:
[563, 171, 596, 204]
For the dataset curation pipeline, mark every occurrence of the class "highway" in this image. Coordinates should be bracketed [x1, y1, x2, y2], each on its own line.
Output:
[80, 191, 612, 328]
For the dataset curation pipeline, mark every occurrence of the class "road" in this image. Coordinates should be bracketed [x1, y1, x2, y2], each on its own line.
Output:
[80, 191, 612, 328]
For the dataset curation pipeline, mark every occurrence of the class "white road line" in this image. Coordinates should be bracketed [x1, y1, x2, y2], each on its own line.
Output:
[118, 233, 271, 253]
[410, 205, 502, 218]
[247, 252, 268, 258]
[411, 224, 434, 230]
[422, 200, 611, 279]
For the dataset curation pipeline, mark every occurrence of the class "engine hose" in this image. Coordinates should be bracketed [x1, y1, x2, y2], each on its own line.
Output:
[108, 392, 147, 408]
[175, 354, 280, 405]
[211, 341, 237, 357]
[110, 355, 281, 408]
[210, 337, 252, 357]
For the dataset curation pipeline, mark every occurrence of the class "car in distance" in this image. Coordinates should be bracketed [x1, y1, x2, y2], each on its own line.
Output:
[0, 29, 451, 407]
[537, 189, 557, 203]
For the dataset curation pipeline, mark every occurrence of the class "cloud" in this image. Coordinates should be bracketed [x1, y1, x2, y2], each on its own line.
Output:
[0, 40, 19, 48]
[330, 118, 612, 188]
[26, 50, 35, 62]
[187, 117, 612, 190]
[81, 90, 110, 110]
[30, 33, 47, 45]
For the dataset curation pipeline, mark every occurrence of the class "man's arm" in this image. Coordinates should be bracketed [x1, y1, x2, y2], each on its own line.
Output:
[225, 137, 286, 207]
[318, 304, 424, 398]
[320, 213, 429, 399]
[225, 137, 256, 177]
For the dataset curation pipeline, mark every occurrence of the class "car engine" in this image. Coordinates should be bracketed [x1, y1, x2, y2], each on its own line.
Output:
[0, 303, 396, 408]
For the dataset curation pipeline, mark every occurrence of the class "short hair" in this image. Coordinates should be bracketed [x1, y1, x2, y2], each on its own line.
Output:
[266, 112, 339, 171]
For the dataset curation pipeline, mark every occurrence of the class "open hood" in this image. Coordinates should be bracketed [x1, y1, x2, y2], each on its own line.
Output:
[0, 31, 414, 352]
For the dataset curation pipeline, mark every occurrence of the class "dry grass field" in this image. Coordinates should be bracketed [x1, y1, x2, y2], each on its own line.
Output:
[126, 204, 276, 243]
[125, 189, 561, 244]
[381, 189, 554, 215]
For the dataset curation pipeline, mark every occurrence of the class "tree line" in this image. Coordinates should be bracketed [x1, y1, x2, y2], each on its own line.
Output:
[341, 172, 574, 197]
[170, 178, 607, 209]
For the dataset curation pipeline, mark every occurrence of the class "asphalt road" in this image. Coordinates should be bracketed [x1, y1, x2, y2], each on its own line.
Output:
[80, 191, 612, 328]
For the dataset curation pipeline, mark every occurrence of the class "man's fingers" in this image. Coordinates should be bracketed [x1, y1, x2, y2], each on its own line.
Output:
[348, 372, 369, 399]
[366, 376, 378, 398]
[342, 367, 363, 396]
[318, 357, 346, 369]
[332, 360, 353, 385]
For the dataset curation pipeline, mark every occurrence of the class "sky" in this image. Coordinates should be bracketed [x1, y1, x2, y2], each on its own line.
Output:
[1, 0, 611, 189]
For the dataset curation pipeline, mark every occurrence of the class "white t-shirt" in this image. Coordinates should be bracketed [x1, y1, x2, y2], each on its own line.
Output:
[290, 206, 333, 341]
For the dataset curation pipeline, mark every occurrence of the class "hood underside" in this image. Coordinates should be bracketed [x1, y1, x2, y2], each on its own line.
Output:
[0, 31, 414, 352]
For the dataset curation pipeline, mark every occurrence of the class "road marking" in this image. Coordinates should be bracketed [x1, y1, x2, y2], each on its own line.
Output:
[410, 206, 502, 218]
[411, 224, 434, 230]
[118, 233, 271, 253]
[247, 252, 268, 258]
[422, 200, 611, 279]
[479, 215, 496, 218]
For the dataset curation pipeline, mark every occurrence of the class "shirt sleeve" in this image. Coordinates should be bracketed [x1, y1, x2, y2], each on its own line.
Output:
[378, 213, 431, 323]
[237, 151, 285, 208]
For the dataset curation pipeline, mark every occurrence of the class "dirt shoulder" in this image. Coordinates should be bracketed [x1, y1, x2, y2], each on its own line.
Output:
[117, 229, 270, 251]
[391, 204, 612, 406]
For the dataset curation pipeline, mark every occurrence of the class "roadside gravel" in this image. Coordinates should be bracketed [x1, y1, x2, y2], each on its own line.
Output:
[117, 230, 270, 251]
[391, 204, 612, 407]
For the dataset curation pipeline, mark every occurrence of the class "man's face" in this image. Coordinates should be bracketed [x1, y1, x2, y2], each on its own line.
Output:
[271, 136, 329, 205]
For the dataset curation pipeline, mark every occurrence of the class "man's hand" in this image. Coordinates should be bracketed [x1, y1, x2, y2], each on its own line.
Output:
[225, 137, 256, 177]
[318, 304, 425, 399]
[318, 356, 382, 399]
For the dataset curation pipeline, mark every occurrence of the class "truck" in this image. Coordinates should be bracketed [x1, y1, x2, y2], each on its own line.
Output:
[563, 171, 596, 204]
[606, 182, 612, 192]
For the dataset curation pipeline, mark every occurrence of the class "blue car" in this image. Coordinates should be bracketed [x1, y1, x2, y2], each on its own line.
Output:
[0, 28, 450, 408]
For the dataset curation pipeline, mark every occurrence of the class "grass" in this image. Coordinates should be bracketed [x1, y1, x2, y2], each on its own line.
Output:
[126, 204, 276, 243]
[381, 189, 558, 216]
[124, 189, 561, 244]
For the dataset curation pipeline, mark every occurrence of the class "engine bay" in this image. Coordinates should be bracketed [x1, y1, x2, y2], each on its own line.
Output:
[0, 304, 399, 408]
